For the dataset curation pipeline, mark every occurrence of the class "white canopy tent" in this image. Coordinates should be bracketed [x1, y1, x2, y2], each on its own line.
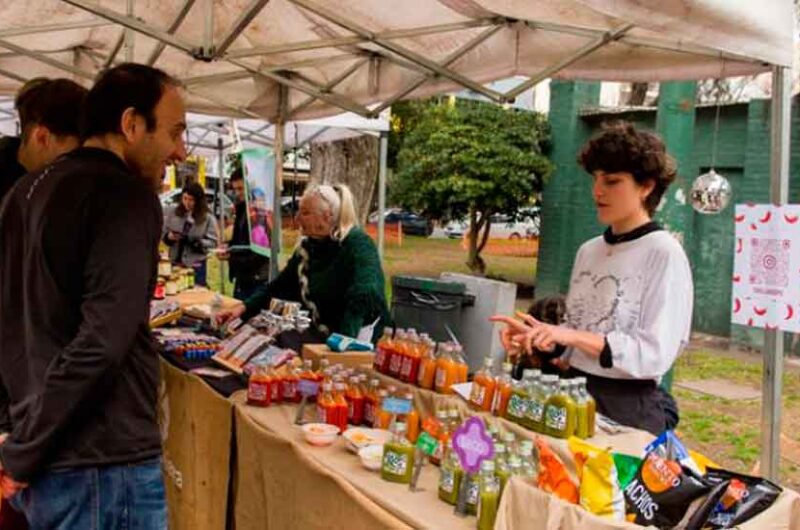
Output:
[0, 0, 794, 480]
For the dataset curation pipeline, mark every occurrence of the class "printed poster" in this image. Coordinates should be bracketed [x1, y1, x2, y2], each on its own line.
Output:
[731, 204, 800, 332]
[240, 148, 276, 258]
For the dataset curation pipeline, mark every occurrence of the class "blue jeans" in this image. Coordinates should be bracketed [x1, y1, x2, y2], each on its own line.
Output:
[9, 457, 167, 530]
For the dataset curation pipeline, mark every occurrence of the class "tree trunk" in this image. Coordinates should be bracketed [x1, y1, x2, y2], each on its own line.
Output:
[466, 207, 488, 275]
[309, 135, 379, 226]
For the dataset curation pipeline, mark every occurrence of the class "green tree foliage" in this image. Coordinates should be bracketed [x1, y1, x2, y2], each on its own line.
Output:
[392, 98, 553, 273]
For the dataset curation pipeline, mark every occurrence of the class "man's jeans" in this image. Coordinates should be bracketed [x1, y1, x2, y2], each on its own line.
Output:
[9, 457, 167, 530]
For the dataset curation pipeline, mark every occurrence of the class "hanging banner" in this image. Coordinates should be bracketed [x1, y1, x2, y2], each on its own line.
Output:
[731, 204, 800, 332]
[241, 148, 276, 258]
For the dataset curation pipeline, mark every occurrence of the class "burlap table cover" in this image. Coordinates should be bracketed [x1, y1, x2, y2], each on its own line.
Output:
[158, 358, 233, 530]
[232, 393, 477, 530]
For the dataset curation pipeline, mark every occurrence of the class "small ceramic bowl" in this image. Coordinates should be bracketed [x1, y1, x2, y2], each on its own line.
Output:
[358, 444, 384, 471]
[342, 428, 392, 454]
[301, 423, 339, 446]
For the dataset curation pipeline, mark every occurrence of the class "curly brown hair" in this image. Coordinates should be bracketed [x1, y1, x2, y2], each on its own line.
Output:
[577, 120, 677, 216]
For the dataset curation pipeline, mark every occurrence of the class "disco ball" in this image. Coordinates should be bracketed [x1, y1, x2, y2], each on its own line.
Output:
[690, 169, 732, 214]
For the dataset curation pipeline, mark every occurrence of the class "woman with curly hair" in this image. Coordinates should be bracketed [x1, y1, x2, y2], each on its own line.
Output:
[163, 182, 219, 286]
[493, 121, 692, 434]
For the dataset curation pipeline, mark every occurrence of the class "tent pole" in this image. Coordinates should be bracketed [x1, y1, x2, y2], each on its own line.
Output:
[377, 132, 388, 261]
[762, 65, 791, 482]
[217, 136, 226, 294]
[147, 0, 196, 66]
[124, 0, 135, 62]
[271, 86, 288, 281]
[289, 59, 369, 118]
[214, 0, 271, 58]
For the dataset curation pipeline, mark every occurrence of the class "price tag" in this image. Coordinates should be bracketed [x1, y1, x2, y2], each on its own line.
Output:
[382, 397, 413, 415]
[298, 379, 320, 397]
[416, 431, 439, 457]
[452, 416, 494, 474]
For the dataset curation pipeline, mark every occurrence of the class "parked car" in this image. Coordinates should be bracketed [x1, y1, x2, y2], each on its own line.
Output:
[368, 208, 434, 236]
[444, 220, 468, 239]
[443, 211, 540, 240]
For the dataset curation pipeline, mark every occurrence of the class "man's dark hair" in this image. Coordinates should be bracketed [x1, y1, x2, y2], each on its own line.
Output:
[14, 78, 88, 141]
[176, 182, 209, 224]
[229, 168, 244, 182]
[578, 120, 677, 216]
[82, 63, 181, 139]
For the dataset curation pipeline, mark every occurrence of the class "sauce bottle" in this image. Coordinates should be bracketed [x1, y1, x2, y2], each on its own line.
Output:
[247, 366, 271, 407]
[374, 327, 393, 374]
[332, 382, 349, 433]
[380, 422, 415, 484]
[491, 362, 514, 417]
[469, 357, 497, 412]
[387, 329, 407, 379]
[346, 376, 365, 426]
[268, 366, 282, 404]
[399, 329, 422, 384]
[316, 382, 337, 427]
[363, 379, 381, 427]
[281, 366, 300, 403]
[544, 379, 577, 439]
[434, 344, 458, 394]
[477, 460, 500, 530]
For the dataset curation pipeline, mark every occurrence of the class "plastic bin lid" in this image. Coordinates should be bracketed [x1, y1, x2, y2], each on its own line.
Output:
[391, 275, 467, 295]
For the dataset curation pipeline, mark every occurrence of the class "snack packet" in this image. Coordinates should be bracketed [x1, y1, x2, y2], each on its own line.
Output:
[569, 437, 625, 520]
[612, 453, 642, 490]
[536, 437, 579, 504]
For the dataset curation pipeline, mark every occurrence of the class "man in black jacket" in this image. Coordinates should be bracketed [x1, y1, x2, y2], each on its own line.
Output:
[224, 168, 270, 300]
[0, 78, 87, 202]
[0, 63, 186, 529]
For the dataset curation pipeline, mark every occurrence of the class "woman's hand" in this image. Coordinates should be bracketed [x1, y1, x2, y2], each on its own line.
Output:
[167, 231, 182, 242]
[215, 304, 245, 326]
[490, 313, 572, 355]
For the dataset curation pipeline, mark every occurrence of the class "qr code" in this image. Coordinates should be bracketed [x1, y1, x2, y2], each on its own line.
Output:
[749, 238, 790, 287]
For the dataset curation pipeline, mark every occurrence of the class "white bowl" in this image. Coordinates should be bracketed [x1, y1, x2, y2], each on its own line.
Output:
[342, 428, 392, 454]
[358, 444, 384, 471]
[301, 423, 339, 446]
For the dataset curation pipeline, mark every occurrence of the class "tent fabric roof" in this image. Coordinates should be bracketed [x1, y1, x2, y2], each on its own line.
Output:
[0, 1, 793, 121]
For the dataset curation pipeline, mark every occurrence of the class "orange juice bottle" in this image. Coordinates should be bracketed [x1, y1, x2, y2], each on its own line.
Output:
[375, 389, 393, 430]
[247, 366, 272, 407]
[492, 362, 514, 417]
[400, 393, 421, 443]
[400, 329, 421, 384]
[453, 345, 469, 384]
[374, 327, 394, 374]
[430, 409, 451, 466]
[417, 339, 438, 390]
[388, 329, 407, 379]
[317, 381, 337, 425]
[434, 344, 458, 394]
[363, 378, 381, 427]
[346, 376, 365, 426]
[281, 366, 301, 403]
[268, 366, 283, 404]
[469, 357, 497, 412]
[333, 382, 349, 433]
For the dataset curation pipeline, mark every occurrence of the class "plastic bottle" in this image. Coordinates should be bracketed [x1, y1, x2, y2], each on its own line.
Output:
[434, 344, 458, 394]
[281, 366, 300, 403]
[491, 362, 514, 417]
[438, 439, 463, 505]
[430, 409, 450, 466]
[268, 366, 282, 404]
[452, 344, 469, 384]
[505, 377, 529, 425]
[501, 431, 517, 457]
[522, 369, 544, 432]
[469, 357, 497, 412]
[494, 443, 510, 494]
[316, 382, 338, 427]
[388, 329, 407, 379]
[396, 391, 420, 443]
[374, 327, 394, 374]
[375, 389, 393, 430]
[247, 366, 271, 407]
[544, 379, 577, 439]
[465, 472, 480, 515]
[518, 442, 537, 481]
[399, 329, 422, 384]
[381, 422, 415, 484]
[574, 377, 596, 439]
[477, 460, 500, 530]
[346, 376, 365, 426]
[333, 382, 349, 433]
[417, 338, 438, 390]
[363, 378, 380, 427]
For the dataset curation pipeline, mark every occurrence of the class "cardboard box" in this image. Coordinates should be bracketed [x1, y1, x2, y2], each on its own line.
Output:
[301, 343, 374, 370]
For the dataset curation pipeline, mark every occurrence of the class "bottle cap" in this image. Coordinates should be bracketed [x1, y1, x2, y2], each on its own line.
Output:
[481, 460, 496, 473]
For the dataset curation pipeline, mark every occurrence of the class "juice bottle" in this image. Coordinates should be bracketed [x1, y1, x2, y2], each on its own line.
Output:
[374, 327, 393, 374]
[316, 382, 337, 427]
[452, 344, 469, 384]
[469, 357, 497, 412]
[387, 329, 407, 379]
[281, 366, 300, 403]
[375, 389, 393, 430]
[518, 440, 537, 481]
[533, 374, 557, 433]
[363, 379, 381, 427]
[477, 460, 500, 530]
[247, 366, 271, 407]
[494, 443, 510, 494]
[417, 339, 438, 390]
[501, 431, 517, 456]
[491, 362, 514, 417]
[399, 329, 422, 384]
[299, 359, 319, 402]
[438, 439, 463, 505]
[381, 422, 415, 484]
[572, 377, 596, 438]
[268, 366, 282, 404]
[434, 344, 458, 394]
[544, 379, 577, 439]
[346, 376, 365, 426]
[465, 472, 479, 515]
[319, 358, 331, 373]
[522, 369, 543, 432]
[505, 377, 529, 425]
[429, 409, 450, 466]
[396, 392, 420, 443]
[333, 382, 349, 433]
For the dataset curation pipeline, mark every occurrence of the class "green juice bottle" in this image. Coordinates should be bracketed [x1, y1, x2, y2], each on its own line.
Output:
[477, 460, 500, 530]
[381, 422, 415, 484]
[494, 443, 511, 495]
[438, 440, 463, 505]
[518, 442, 537, 481]
[544, 379, 577, 439]
[522, 369, 544, 432]
[505, 378, 528, 426]
[465, 472, 480, 515]
[573, 377, 596, 439]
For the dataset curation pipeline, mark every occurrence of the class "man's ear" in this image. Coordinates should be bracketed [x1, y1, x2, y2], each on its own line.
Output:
[29, 124, 50, 148]
[119, 107, 140, 142]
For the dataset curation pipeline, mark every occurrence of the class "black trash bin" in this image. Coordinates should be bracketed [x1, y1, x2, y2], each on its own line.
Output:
[390, 275, 475, 344]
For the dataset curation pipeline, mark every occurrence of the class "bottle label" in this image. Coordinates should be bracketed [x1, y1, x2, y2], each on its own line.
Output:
[389, 353, 402, 374]
[507, 394, 526, 418]
[364, 402, 375, 425]
[270, 382, 280, 401]
[467, 479, 479, 505]
[439, 469, 455, 493]
[400, 357, 412, 379]
[247, 381, 269, 403]
[527, 399, 544, 422]
[383, 449, 408, 476]
[435, 367, 446, 389]
[374, 348, 385, 369]
[491, 390, 501, 413]
[471, 384, 486, 407]
[281, 380, 297, 400]
[545, 405, 567, 432]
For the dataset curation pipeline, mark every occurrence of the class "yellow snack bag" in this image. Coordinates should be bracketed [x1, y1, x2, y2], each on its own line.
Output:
[568, 437, 625, 521]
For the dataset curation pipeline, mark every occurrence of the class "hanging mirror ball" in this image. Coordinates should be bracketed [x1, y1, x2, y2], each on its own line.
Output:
[690, 169, 732, 214]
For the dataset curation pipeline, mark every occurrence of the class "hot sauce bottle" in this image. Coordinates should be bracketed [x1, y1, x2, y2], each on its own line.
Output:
[346, 376, 365, 426]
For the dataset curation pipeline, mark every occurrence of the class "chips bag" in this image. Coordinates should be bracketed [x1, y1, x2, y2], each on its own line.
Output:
[613, 453, 642, 490]
[569, 438, 626, 521]
[536, 437, 579, 504]
[645, 431, 703, 475]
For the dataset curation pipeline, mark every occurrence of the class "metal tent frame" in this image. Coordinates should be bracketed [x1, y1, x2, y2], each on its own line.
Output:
[0, 0, 792, 481]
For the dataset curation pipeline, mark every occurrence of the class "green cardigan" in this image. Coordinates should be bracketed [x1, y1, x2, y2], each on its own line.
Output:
[243, 228, 391, 340]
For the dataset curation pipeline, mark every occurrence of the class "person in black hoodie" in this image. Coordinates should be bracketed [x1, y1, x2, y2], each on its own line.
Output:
[0, 78, 87, 201]
[0, 63, 186, 529]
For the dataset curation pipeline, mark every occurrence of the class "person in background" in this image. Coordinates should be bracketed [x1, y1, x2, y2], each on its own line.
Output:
[492, 121, 690, 435]
[508, 296, 567, 380]
[216, 183, 390, 343]
[220, 168, 270, 301]
[0, 78, 87, 201]
[0, 63, 186, 529]
[163, 182, 219, 286]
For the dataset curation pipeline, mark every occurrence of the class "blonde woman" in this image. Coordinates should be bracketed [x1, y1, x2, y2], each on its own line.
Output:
[218, 183, 390, 342]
